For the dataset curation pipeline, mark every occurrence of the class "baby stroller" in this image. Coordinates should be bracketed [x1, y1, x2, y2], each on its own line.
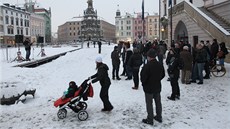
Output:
[54, 79, 93, 121]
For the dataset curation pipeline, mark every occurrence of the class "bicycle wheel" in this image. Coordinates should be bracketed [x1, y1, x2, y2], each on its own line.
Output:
[211, 65, 226, 77]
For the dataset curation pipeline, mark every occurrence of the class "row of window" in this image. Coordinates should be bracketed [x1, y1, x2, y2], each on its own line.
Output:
[118, 30, 157, 37]
[5, 16, 30, 27]
[69, 22, 80, 25]
[69, 27, 80, 30]
[116, 18, 158, 25]
[6, 27, 29, 35]
[69, 31, 81, 36]
[5, 10, 29, 18]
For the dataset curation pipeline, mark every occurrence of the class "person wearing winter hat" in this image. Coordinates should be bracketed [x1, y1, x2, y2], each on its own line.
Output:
[140, 48, 165, 125]
[89, 56, 114, 111]
[111, 46, 121, 80]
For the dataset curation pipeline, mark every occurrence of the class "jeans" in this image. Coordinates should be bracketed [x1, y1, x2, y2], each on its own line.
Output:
[25, 50, 31, 60]
[219, 58, 225, 66]
[192, 62, 205, 83]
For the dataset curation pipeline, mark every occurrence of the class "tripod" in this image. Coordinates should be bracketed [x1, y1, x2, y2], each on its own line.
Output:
[37, 43, 46, 57]
[12, 43, 25, 62]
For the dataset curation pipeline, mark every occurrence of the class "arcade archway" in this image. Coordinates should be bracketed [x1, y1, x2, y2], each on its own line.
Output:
[174, 21, 188, 43]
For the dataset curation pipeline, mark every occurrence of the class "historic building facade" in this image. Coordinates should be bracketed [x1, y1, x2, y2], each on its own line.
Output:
[33, 8, 51, 43]
[161, 0, 230, 47]
[146, 14, 159, 41]
[57, 21, 81, 43]
[0, 3, 30, 45]
[30, 13, 45, 43]
[115, 10, 134, 43]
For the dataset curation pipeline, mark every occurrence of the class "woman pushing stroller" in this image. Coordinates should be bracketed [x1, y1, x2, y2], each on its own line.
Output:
[88, 56, 114, 112]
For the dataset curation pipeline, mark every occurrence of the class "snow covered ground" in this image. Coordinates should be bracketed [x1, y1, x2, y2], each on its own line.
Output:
[0, 44, 230, 129]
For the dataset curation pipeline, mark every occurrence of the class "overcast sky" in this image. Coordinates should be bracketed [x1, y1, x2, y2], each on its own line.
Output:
[1, 0, 159, 33]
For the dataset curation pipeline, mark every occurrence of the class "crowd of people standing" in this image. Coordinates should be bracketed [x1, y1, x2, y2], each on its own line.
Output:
[108, 38, 228, 125]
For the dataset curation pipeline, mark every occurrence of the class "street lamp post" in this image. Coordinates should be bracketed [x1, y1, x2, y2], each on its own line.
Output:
[161, 27, 165, 40]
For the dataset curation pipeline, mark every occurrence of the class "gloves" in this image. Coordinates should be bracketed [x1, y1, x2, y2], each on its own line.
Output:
[86, 77, 91, 81]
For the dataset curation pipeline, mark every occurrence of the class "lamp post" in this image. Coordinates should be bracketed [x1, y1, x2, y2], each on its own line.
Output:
[161, 27, 165, 40]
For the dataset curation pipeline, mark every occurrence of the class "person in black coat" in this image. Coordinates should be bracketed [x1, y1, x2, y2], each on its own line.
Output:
[210, 39, 219, 66]
[98, 41, 102, 53]
[23, 38, 32, 61]
[111, 46, 121, 80]
[89, 56, 113, 111]
[128, 48, 143, 89]
[167, 48, 181, 100]
[141, 49, 165, 125]
[124, 42, 133, 80]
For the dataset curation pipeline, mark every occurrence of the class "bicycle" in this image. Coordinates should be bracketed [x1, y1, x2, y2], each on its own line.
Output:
[210, 59, 226, 77]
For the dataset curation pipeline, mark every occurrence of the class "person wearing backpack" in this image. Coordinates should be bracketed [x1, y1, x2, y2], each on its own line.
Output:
[167, 48, 181, 100]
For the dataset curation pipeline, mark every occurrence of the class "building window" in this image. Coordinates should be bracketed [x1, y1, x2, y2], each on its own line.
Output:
[26, 28, 28, 35]
[20, 19, 23, 26]
[5, 10, 8, 14]
[149, 19, 152, 22]
[70, 33, 72, 36]
[190, 0, 193, 3]
[121, 21, 123, 25]
[121, 26, 123, 30]
[17, 28, 20, 34]
[11, 17, 14, 25]
[24, 19, 27, 27]
[5, 16, 9, 24]
[11, 11, 13, 15]
[21, 29, 23, 35]
[7, 27, 14, 34]
[16, 18, 19, 25]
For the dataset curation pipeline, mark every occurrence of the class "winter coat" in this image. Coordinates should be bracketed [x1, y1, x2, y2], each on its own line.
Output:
[124, 49, 133, 64]
[167, 54, 180, 79]
[111, 50, 120, 66]
[64, 85, 79, 98]
[180, 50, 193, 70]
[128, 52, 143, 70]
[194, 48, 207, 63]
[141, 59, 165, 94]
[211, 42, 219, 60]
[23, 40, 31, 51]
[91, 63, 111, 87]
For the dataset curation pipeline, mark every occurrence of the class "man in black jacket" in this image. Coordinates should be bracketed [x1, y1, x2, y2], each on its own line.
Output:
[89, 56, 113, 111]
[111, 46, 121, 80]
[140, 49, 165, 125]
[23, 38, 32, 61]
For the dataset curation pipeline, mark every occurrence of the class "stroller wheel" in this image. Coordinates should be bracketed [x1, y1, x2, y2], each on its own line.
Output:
[78, 101, 87, 110]
[57, 108, 67, 119]
[78, 110, 88, 121]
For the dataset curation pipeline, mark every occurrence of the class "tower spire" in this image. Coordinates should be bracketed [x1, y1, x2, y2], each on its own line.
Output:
[87, 0, 93, 8]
